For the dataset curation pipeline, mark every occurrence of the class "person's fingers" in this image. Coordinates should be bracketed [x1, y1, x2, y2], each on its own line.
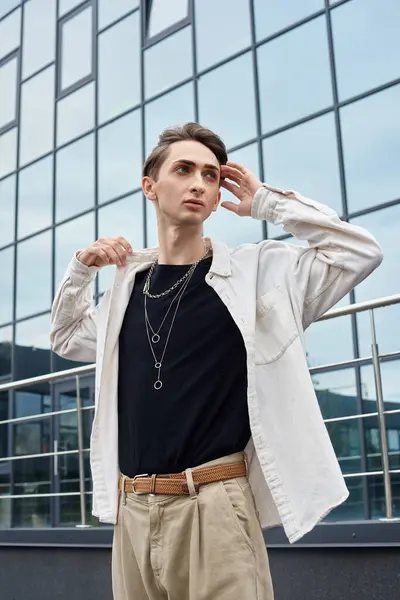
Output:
[226, 161, 246, 174]
[116, 237, 132, 253]
[221, 200, 239, 214]
[92, 248, 110, 267]
[220, 165, 243, 183]
[100, 244, 123, 266]
[221, 179, 241, 198]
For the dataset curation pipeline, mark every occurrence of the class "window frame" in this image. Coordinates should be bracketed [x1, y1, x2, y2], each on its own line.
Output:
[0, 50, 20, 136]
[56, 0, 96, 100]
[143, 0, 192, 48]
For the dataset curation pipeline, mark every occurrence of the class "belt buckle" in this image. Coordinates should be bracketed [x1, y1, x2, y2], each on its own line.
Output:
[132, 473, 149, 495]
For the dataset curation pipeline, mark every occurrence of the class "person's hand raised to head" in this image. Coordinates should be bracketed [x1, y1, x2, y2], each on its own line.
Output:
[77, 237, 133, 268]
[220, 162, 263, 217]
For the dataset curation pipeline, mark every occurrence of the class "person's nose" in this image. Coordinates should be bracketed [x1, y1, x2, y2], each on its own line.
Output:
[189, 172, 205, 195]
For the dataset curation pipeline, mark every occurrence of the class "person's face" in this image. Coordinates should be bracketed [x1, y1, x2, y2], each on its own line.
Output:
[142, 140, 221, 227]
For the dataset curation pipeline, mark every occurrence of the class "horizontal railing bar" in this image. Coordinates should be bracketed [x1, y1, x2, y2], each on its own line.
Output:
[318, 293, 400, 321]
[310, 356, 372, 373]
[0, 448, 89, 463]
[0, 491, 93, 500]
[0, 404, 94, 427]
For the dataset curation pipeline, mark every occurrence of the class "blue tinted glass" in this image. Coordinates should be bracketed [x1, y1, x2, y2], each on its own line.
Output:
[0, 325, 12, 377]
[61, 6, 92, 91]
[57, 81, 95, 146]
[263, 114, 342, 238]
[0, 247, 14, 324]
[203, 143, 263, 246]
[98, 109, 142, 203]
[198, 53, 256, 149]
[0, 57, 18, 129]
[0, 127, 17, 178]
[98, 0, 139, 29]
[0, 8, 20, 60]
[55, 213, 95, 285]
[258, 17, 332, 133]
[15, 314, 51, 377]
[148, 0, 188, 38]
[16, 231, 52, 318]
[18, 156, 53, 238]
[0, 174, 15, 247]
[313, 369, 357, 420]
[332, 0, 400, 101]
[56, 134, 94, 222]
[0, 1, 20, 19]
[254, 0, 323, 40]
[195, 0, 251, 71]
[341, 85, 400, 213]
[22, 0, 56, 79]
[98, 13, 141, 124]
[145, 83, 194, 155]
[305, 315, 354, 367]
[145, 26, 192, 99]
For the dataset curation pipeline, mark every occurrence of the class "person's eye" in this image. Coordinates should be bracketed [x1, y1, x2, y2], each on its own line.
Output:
[205, 171, 218, 180]
[176, 165, 189, 173]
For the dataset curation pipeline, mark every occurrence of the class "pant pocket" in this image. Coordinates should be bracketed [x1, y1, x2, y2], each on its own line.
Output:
[220, 479, 256, 555]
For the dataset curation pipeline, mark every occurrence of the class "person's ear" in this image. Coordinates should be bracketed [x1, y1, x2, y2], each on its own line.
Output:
[142, 176, 157, 201]
[212, 190, 221, 212]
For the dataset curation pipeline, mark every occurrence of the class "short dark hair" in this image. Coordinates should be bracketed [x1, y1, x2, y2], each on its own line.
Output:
[143, 122, 228, 180]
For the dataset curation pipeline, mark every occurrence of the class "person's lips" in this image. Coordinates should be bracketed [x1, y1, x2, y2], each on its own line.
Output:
[183, 198, 205, 208]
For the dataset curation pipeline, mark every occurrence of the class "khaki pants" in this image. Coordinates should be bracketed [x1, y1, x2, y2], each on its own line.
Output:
[112, 452, 274, 600]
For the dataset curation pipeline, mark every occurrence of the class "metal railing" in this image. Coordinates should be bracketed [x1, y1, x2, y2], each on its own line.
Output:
[0, 293, 399, 527]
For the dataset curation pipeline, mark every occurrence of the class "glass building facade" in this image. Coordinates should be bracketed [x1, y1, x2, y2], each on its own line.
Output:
[0, 0, 399, 529]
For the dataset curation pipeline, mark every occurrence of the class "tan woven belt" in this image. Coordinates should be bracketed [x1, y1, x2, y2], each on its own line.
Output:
[119, 460, 247, 496]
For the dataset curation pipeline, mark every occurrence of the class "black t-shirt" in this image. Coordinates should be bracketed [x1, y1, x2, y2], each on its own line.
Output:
[117, 256, 250, 477]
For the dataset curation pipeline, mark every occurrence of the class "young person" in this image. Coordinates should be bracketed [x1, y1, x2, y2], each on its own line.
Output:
[51, 123, 383, 600]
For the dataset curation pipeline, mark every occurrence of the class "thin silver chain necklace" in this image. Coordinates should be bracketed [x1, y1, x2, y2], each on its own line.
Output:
[144, 266, 196, 390]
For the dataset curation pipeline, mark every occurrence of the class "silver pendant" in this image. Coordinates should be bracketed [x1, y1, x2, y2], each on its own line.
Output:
[155, 362, 161, 369]
[152, 333, 160, 343]
[154, 380, 162, 390]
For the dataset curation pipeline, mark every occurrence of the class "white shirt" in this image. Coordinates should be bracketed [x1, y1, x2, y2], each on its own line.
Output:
[50, 184, 383, 543]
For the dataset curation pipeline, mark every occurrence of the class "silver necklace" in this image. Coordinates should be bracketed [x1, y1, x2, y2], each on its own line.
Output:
[144, 266, 196, 390]
[144, 273, 188, 344]
[143, 243, 210, 299]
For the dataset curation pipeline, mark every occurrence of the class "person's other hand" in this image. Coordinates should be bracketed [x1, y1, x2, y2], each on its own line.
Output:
[77, 237, 132, 268]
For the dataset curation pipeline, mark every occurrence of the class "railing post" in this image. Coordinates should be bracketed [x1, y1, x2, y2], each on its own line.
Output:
[369, 309, 394, 520]
[75, 375, 90, 528]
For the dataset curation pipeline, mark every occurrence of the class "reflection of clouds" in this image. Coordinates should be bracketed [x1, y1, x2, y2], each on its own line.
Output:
[305, 316, 354, 368]
[56, 134, 94, 221]
[254, 0, 322, 40]
[0, 57, 17, 128]
[195, 0, 251, 71]
[204, 143, 263, 246]
[332, 0, 400, 101]
[263, 114, 342, 238]
[145, 26, 192, 99]
[98, 13, 140, 124]
[98, 0, 139, 30]
[0, 174, 15, 246]
[98, 192, 144, 291]
[98, 109, 142, 203]
[0, 247, 14, 324]
[257, 17, 332, 134]
[0, 7, 20, 59]
[55, 213, 95, 285]
[22, 0, 56, 79]
[57, 81, 95, 146]
[145, 83, 194, 155]
[198, 53, 256, 149]
[20, 66, 54, 166]
[61, 6, 92, 91]
[18, 156, 53, 238]
[16, 231, 52, 319]
[149, 0, 187, 38]
[0, 126, 17, 178]
[15, 313, 51, 350]
[341, 85, 400, 212]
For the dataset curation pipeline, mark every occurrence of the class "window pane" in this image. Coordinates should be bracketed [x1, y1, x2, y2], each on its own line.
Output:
[314, 368, 358, 420]
[15, 313, 51, 378]
[98, 109, 142, 203]
[148, 0, 188, 38]
[13, 455, 51, 527]
[198, 53, 256, 149]
[0, 326, 12, 377]
[18, 156, 53, 239]
[325, 476, 365, 521]
[98, 0, 139, 29]
[254, 0, 323, 40]
[203, 143, 263, 246]
[258, 17, 332, 133]
[16, 232, 52, 319]
[22, 0, 56, 79]
[145, 26, 192, 99]
[341, 86, 400, 213]
[20, 66, 54, 166]
[0, 174, 15, 247]
[55, 213, 95, 285]
[98, 192, 144, 292]
[195, 0, 251, 71]
[0, 1, 20, 19]
[0, 57, 17, 129]
[0, 8, 20, 60]
[59, 0, 83, 16]
[263, 114, 342, 238]
[306, 315, 354, 368]
[357, 304, 399, 360]
[57, 81, 95, 146]
[0, 247, 14, 325]
[15, 385, 51, 419]
[145, 83, 194, 156]
[332, 0, 400, 101]
[0, 127, 17, 178]
[61, 6, 92, 91]
[56, 134, 94, 222]
[98, 13, 140, 124]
